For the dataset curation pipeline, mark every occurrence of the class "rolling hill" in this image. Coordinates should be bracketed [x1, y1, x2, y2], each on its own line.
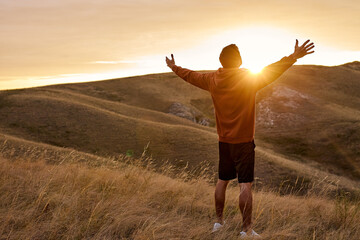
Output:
[0, 62, 359, 194]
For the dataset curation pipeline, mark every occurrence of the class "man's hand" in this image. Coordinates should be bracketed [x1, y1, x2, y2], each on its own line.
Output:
[290, 39, 315, 60]
[165, 54, 175, 69]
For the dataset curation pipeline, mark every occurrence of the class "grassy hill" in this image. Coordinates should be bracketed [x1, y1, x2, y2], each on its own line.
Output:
[1, 62, 359, 193]
[0, 62, 360, 239]
[256, 62, 360, 180]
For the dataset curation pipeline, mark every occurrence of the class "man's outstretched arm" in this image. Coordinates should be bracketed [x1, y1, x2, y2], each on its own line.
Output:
[165, 54, 213, 91]
[254, 39, 315, 90]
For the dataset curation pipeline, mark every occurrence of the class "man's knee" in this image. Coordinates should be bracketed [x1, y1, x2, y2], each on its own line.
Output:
[216, 179, 230, 191]
[239, 182, 252, 192]
[218, 179, 230, 186]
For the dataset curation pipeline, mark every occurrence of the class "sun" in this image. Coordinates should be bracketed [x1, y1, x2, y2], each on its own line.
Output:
[247, 65, 264, 74]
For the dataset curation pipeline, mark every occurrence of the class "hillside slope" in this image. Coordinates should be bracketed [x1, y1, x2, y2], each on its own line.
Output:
[0, 89, 218, 169]
[255, 63, 360, 179]
[0, 62, 359, 192]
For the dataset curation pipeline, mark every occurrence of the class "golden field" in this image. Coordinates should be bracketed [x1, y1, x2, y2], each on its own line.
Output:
[0, 61, 359, 239]
[0, 144, 359, 239]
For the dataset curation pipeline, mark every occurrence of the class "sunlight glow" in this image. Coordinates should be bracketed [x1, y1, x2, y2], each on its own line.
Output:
[1, 25, 359, 90]
[248, 66, 264, 74]
[173, 26, 300, 71]
[0, 68, 157, 90]
[166, 26, 359, 72]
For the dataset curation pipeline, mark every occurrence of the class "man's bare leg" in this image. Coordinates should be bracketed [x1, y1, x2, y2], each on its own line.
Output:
[215, 179, 230, 224]
[239, 182, 253, 232]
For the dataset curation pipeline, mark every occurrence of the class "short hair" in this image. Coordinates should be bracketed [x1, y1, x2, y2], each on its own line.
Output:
[219, 44, 242, 68]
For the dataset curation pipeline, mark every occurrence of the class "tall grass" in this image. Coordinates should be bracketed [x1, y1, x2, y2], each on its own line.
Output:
[0, 144, 359, 239]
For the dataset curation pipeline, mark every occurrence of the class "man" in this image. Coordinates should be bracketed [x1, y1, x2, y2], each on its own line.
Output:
[165, 39, 314, 237]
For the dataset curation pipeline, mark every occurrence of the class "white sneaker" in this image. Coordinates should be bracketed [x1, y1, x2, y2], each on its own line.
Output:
[212, 222, 224, 233]
[240, 229, 261, 238]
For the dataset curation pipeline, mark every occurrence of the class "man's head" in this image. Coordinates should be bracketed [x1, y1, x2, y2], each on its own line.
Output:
[219, 44, 242, 68]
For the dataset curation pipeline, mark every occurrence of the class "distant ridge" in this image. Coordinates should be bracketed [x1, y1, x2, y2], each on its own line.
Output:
[340, 61, 360, 70]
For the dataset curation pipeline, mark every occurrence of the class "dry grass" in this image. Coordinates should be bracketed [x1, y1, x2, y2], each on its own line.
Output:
[1, 147, 359, 240]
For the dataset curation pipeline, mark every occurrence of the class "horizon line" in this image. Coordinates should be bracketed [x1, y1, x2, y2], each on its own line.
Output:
[1, 60, 359, 92]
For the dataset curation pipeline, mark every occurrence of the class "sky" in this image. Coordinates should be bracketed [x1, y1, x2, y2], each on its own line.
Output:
[0, 0, 359, 90]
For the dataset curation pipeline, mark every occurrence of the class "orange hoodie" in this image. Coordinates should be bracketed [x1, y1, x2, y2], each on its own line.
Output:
[171, 56, 296, 143]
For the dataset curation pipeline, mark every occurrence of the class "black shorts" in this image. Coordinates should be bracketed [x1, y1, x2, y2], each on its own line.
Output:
[218, 140, 255, 183]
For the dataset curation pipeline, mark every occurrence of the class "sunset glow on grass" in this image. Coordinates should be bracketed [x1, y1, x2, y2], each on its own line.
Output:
[1, 1, 360, 239]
